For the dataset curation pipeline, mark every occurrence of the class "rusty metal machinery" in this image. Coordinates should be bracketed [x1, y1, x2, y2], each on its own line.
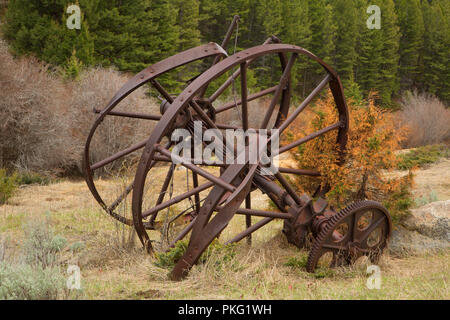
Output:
[83, 16, 392, 280]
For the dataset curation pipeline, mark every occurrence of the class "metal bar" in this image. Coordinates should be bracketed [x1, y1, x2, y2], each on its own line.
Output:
[245, 194, 252, 245]
[108, 183, 133, 212]
[197, 15, 240, 98]
[278, 74, 331, 134]
[156, 145, 236, 192]
[279, 122, 342, 154]
[209, 37, 276, 103]
[189, 100, 218, 130]
[274, 171, 303, 205]
[278, 167, 321, 176]
[94, 109, 161, 121]
[150, 79, 173, 103]
[215, 206, 291, 219]
[240, 63, 249, 132]
[260, 53, 297, 129]
[90, 140, 147, 170]
[169, 217, 197, 248]
[150, 164, 175, 224]
[226, 217, 274, 244]
[142, 182, 214, 218]
[215, 86, 278, 114]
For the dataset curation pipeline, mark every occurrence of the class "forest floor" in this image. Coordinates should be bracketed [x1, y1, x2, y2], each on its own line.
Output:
[0, 157, 449, 299]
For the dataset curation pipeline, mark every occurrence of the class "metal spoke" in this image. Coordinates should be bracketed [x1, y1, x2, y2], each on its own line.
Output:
[278, 74, 331, 134]
[260, 53, 297, 129]
[279, 122, 342, 154]
[215, 86, 278, 114]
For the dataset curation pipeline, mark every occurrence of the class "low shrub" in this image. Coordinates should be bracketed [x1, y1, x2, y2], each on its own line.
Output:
[23, 221, 67, 269]
[397, 144, 450, 170]
[17, 171, 52, 186]
[289, 92, 414, 222]
[399, 90, 450, 148]
[0, 262, 69, 300]
[0, 168, 18, 204]
[0, 220, 76, 300]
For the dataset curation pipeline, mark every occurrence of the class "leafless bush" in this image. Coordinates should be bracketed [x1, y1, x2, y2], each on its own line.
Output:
[0, 39, 68, 172]
[399, 90, 450, 148]
[0, 39, 158, 175]
[68, 67, 158, 174]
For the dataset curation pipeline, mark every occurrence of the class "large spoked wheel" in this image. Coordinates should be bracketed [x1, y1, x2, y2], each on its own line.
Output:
[131, 44, 350, 279]
[83, 43, 228, 227]
[306, 200, 392, 272]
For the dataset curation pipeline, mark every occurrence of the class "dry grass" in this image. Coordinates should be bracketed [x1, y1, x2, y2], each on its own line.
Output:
[399, 90, 450, 148]
[0, 173, 448, 300]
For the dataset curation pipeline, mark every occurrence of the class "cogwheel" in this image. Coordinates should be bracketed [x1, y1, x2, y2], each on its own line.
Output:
[306, 200, 392, 273]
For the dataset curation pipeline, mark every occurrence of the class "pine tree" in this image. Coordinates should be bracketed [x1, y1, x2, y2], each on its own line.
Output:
[377, 0, 400, 106]
[3, 0, 95, 66]
[395, 0, 424, 90]
[281, 0, 311, 96]
[176, 0, 201, 51]
[330, 0, 359, 88]
[421, 0, 449, 103]
[308, 0, 335, 66]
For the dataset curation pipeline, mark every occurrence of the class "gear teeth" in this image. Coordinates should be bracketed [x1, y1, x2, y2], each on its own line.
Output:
[306, 200, 391, 273]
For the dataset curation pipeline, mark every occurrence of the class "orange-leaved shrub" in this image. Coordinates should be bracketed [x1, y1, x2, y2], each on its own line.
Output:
[288, 92, 413, 221]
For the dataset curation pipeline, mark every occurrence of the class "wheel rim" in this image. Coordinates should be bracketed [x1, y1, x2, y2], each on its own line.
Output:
[83, 43, 227, 226]
[131, 44, 350, 279]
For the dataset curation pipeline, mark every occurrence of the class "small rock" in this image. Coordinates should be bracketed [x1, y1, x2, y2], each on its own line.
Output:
[402, 200, 450, 241]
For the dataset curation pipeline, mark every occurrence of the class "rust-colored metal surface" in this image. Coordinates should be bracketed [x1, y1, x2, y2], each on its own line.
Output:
[83, 15, 391, 280]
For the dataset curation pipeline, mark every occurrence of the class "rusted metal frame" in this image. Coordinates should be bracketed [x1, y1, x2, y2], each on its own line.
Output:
[278, 167, 321, 176]
[215, 85, 278, 114]
[274, 52, 292, 128]
[208, 37, 279, 103]
[169, 163, 251, 280]
[108, 183, 134, 213]
[274, 171, 303, 205]
[260, 53, 298, 129]
[279, 121, 342, 154]
[142, 181, 214, 219]
[278, 74, 332, 134]
[226, 217, 274, 244]
[84, 43, 227, 223]
[189, 100, 218, 130]
[252, 174, 297, 209]
[358, 213, 387, 246]
[198, 15, 240, 98]
[90, 140, 168, 172]
[155, 145, 235, 192]
[153, 154, 227, 167]
[169, 217, 198, 248]
[131, 43, 348, 260]
[215, 123, 263, 132]
[240, 62, 252, 244]
[171, 164, 257, 280]
[244, 194, 252, 244]
[90, 140, 148, 171]
[150, 79, 174, 103]
[149, 163, 176, 224]
[93, 108, 161, 121]
[215, 206, 291, 219]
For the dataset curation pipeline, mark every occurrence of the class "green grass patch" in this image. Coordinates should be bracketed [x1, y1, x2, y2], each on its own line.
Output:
[0, 168, 19, 204]
[397, 144, 450, 170]
[155, 239, 237, 270]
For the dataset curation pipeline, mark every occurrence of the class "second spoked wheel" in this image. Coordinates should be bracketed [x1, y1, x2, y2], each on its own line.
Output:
[130, 44, 350, 279]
